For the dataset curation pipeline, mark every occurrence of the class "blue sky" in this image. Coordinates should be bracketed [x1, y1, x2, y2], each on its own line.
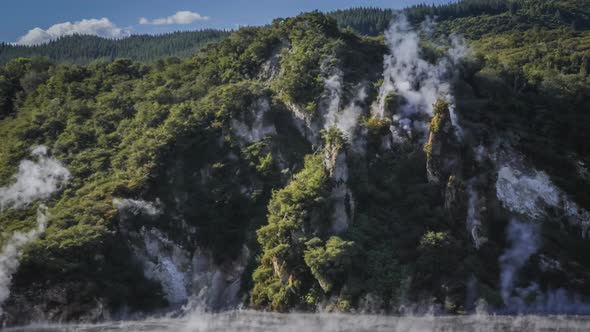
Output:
[2, 0, 452, 44]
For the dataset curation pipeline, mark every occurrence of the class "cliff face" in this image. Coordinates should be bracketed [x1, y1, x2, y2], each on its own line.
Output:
[1, 7, 590, 326]
[425, 100, 461, 186]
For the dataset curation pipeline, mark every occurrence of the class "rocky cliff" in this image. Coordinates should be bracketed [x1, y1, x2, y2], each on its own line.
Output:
[1, 3, 590, 326]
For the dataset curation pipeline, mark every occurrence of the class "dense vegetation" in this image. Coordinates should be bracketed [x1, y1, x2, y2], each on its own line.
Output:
[0, 30, 230, 65]
[0, 13, 382, 322]
[330, 0, 590, 35]
[1, 0, 590, 325]
[329, 8, 394, 36]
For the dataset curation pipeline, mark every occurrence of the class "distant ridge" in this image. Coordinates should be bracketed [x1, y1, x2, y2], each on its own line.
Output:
[0, 29, 231, 65]
[328, 0, 589, 36]
[1, 0, 588, 65]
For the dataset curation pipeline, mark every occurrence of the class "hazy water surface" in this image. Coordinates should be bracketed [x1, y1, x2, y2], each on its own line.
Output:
[5, 311, 590, 332]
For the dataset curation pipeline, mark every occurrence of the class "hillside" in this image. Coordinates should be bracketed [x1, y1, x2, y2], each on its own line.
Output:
[332, 0, 590, 36]
[1, 0, 590, 326]
[3, 0, 587, 65]
[0, 29, 230, 65]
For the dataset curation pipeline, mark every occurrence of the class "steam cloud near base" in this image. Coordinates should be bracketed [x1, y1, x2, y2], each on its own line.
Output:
[0, 146, 70, 315]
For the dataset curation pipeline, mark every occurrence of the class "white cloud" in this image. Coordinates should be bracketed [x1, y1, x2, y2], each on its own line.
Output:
[139, 11, 209, 26]
[16, 18, 130, 46]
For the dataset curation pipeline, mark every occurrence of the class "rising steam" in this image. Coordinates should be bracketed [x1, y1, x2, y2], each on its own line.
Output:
[499, 219, 539, 307]
[375, 14, 467, 141]
[0, 146, 70, 315]
[113, 198, 161, 217]
[0, 206, 49, 316]
[496, 151, 590, 313]
[322, 73, 343, 130]
[496, 157, 590, 237]
[466, 182, 483, 249]
[230, 98, 276, 144]
[0, 146, 71, 211]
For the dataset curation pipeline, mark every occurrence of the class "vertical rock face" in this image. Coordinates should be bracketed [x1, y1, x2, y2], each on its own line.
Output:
[495, 152, 590, 236]
[131, 228, 191, 305]
[329, 151, 354, 234]
[323, 130, 354, 234]
[189, 247, 249, 310]
[230, 98, 277, 145]
[445, 175, 467, 223]
[129, 227, 249, 311]
[465, 180, 485, 249]
[424, 100, 494, 251]
[258, 39, 290, 82]
[116, 194, 252, 312]
[4, 8, 590, 323]
[425, 99, 469, 237]
[3, 289, 110, 327]
[425, 99, 461, 186]
[285, 101, 321, 146]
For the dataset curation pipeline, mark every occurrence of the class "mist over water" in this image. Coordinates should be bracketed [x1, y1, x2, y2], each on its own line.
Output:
[6, 311, 590, 332]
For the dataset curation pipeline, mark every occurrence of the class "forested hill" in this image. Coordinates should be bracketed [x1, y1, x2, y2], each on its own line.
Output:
[330, 0, 590, 36]
[1, 0, 590, 326]
[0, 29, 230, 65]
[3, 0, 588, 65]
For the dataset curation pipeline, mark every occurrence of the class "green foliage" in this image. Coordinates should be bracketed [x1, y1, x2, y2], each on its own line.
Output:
[405, 0, 510, 24]
[0, 30, 231, 65]
[251, 154, 331, 310]
[336, 296, 353, 312]
[473, 28, 590, 94]
[344, 149, 453, 308]
[364, 116, 392, 139]
[383, 92, 401, 115]
[0, 56, 52, 118]
[257, 154, 329, 254]
[331, 0, 590, 40]
[304, 236, 355, 292]
[429, 99, 450, 135]
[272, 13, 342, 106]
[1, 1, 590, 317]
[419, 231, 449, 248]
[329, 7, 394, 36]
[0, 15, 331, 311]
[243, 139, 276, 177]
[423, 142, 433, 156]
[328, 1, 513, 36]
[321, 127, 346, 150]
[414, 231, 463, 293]
[455, 10, 590, 210]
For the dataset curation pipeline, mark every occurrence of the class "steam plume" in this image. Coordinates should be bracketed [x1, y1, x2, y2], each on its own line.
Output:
[322, 73, 343, 131]
[230, 98, 276, 144]
[466, 182, 483, 249]
[0, 146, 69, 315]
[375, 14, 467, 141]
[113, 198, 161, 217]
[496, 151, 590, 312]
[496, 158, 590, 236]
[0, 206, 49, 315]
[0, 146, 71, 211]
[499, 219, 538, 306]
